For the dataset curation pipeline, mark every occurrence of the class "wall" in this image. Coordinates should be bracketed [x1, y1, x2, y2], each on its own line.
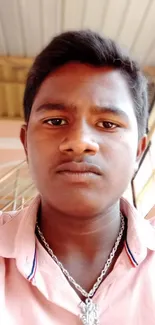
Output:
[0, 120, 25, 172]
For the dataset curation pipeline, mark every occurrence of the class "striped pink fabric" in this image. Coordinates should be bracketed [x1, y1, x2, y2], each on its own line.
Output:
[0, 196, 155, 324]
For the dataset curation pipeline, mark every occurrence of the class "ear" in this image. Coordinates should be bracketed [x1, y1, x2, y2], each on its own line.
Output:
[20, 124, 28, 161]
[135, 135, 147, 171]
[136, 135, 147, 160]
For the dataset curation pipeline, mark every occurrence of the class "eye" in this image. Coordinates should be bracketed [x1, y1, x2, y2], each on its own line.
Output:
[97, 121, 119, 129]
[45, 118, 68, 126]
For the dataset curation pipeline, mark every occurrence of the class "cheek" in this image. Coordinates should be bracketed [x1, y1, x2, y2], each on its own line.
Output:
[26, 135, 64, 191]
[103, 135, 138, 175]
[100, 138, 137, 198]
[26, 132, 54, 173]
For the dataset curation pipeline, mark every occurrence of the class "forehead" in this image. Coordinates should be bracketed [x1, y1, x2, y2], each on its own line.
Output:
[32, 63, 134, 113]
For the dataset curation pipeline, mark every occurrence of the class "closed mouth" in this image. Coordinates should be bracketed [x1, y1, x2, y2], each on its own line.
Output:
[56, 162, 102, 175]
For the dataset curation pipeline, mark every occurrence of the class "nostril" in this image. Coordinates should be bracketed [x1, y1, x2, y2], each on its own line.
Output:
[84, 149, 92, 153]
[66, 148, 73, 152]
[59, 141, 99, 155]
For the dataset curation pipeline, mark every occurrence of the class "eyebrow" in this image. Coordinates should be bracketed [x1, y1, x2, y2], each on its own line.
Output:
[90, 105, 129, 121]
[35, 103, 76, 113]
[35, 102, 129, 121]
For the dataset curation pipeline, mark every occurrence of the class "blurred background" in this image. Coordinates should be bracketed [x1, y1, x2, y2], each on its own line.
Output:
[0, 0, 154, 216]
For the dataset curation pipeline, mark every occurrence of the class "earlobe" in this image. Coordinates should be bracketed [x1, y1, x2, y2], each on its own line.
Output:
[20, 125, 28, 159]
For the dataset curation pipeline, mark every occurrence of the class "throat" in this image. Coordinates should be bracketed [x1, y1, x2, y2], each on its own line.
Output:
[36, 209, 127, 300]
[37, 201, 124, 261]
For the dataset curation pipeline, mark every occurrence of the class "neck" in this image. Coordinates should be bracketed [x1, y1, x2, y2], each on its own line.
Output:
[38, 199, 122, 261]
[37, 199, 125, 294]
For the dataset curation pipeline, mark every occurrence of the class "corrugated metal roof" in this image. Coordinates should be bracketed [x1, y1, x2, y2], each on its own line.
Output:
[0, 0, 155, 120]
[0, 0, 154, 65]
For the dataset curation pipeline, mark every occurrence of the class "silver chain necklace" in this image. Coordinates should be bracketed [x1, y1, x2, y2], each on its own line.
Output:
[36, 213, 125, 325]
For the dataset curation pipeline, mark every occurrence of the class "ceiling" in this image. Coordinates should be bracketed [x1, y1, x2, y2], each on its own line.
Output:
[0, 0, 155, 65]
[0, 0, 155, 120]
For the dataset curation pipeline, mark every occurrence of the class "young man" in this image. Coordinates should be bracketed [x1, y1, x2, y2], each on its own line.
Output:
[0, 30, 154, 325]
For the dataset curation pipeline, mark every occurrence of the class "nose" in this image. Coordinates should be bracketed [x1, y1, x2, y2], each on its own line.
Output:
[59, 126, 99, 157]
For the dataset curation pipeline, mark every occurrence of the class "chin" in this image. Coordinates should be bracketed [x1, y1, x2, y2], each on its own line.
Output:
[40, 181, 124, 217]
[58, 202, 101, 218]
[47, 192, 108, 218]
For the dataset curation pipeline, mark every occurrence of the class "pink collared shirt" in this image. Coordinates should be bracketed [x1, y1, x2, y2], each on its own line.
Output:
[0, 196, 155, 325]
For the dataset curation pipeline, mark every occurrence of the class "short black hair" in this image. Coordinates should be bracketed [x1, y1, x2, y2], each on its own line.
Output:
[24, 30, 148, 138]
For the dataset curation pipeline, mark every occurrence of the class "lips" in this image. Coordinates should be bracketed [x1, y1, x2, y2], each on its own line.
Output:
[56, 162, 102, 175]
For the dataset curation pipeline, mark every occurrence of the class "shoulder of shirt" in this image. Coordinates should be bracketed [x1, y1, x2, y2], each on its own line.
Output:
[0, 195, 40, 227]
[0, 207, 27, 226]
[0, 208, 28, 258]
[0, 196, 39, 258]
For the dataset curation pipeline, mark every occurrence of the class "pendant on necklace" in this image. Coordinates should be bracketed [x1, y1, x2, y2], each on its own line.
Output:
[80, 298, 99, 325]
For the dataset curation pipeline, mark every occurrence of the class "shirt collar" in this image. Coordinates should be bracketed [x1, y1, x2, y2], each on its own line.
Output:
[121, 198, 155, 266]
[0, 195, 155, 280]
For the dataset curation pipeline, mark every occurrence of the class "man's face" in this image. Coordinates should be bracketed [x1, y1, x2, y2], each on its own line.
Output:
[21, 63, 146, 216]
